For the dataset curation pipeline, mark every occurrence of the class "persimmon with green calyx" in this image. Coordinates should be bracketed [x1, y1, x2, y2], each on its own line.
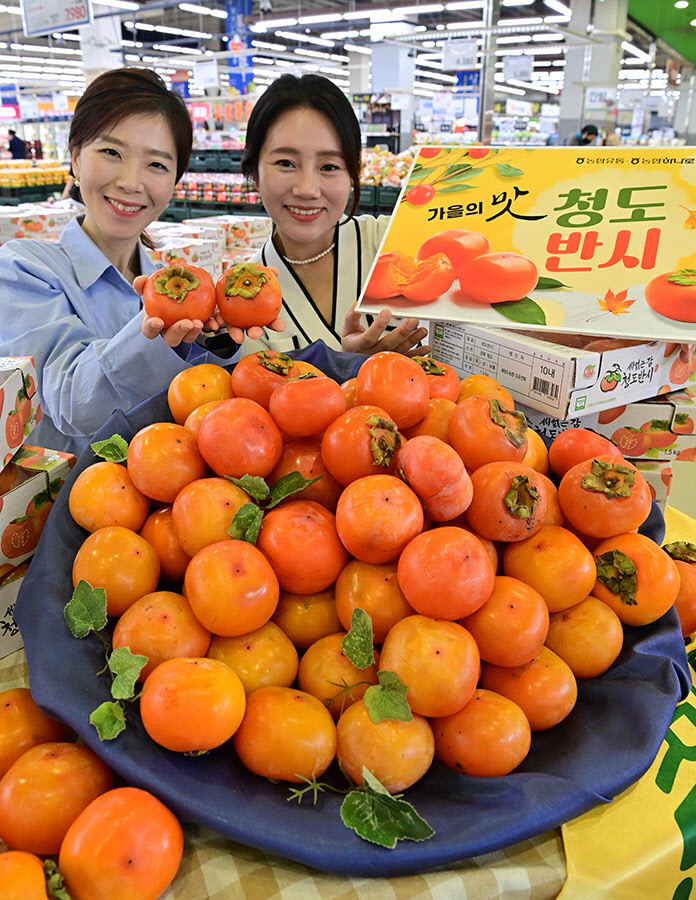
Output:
[557, 455, 652, 540]
[645, 269, 696, 322]
[592, 532, 680, 627]
[364, 250, 455, 303]
[143, 264, 216, 328]
[216, 262, 282, 329]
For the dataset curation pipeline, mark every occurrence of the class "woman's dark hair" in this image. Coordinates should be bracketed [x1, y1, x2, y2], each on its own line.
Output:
[68, 68, 192, 249]
[242, 73, 362, 218]
[69, 68, 192, 182]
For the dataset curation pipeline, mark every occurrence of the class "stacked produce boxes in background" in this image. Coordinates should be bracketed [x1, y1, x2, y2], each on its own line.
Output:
[0, 201, 78, 246]
[148, 221, 227, 277]
[0, 358, 76, 658]
[181, 214, 272, 268]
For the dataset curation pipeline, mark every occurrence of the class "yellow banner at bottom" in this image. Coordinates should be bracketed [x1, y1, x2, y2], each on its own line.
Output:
[560, 507, 696, 900]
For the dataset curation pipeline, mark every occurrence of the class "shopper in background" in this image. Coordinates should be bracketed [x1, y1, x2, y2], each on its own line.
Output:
[0, 68, 248, 458]
[7, 129, 25, 160]
[567, 124, 599, 146]
[237, 73, 428, 357]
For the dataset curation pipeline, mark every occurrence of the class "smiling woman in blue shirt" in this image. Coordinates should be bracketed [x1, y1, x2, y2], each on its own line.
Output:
[0, 68, 240, 457]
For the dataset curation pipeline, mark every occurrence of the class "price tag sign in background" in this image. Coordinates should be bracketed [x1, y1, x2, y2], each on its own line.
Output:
[21, 0, 92, 37]
[443, 40, 479, 71]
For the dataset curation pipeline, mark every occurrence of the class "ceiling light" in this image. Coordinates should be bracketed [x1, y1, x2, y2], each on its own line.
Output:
[293, 47, 332, 60]
[251, 40, 287, 51]
[501, 0, 534, 5]
[152, 44, 204, 54]
[499, 17, 542, 24]
[10, 42, 82, 54]
[276, 31, 334, 47]
[124, 21, 213, 39]
[92, 0, 140, 8]
[532, 32, 565, 41]
[496, 85, 526, 95]
[414, 69, 457, 82]
[621, 40, 651, 61]
[344, 43, 372, 54]
[321, 31, 360, 39]
[444, 1, 484, 8]
[343, 8, 391, 19]
[543, 0, 571, 13]
[250, 17, 297, 29]
[445, 20, 484, 28]
[416, 57, 444, 69]
[497, 35, 532, 43]
[298, 14, 342, 23]
[0, 6, 21, 14]
[400, 4, 445, 13]
[179, 3, 227, 16]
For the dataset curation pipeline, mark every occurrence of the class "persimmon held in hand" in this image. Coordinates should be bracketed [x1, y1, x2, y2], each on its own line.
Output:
[143, 264, 216, 328]
[216, 262, 282, 329]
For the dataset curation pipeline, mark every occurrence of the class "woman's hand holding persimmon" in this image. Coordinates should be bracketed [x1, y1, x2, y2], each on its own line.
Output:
[136, 270, 286, 347]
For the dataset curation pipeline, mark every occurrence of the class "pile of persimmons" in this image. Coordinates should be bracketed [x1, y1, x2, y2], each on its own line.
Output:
[3, 348, 696, 897]
[59, 350, 696, 790]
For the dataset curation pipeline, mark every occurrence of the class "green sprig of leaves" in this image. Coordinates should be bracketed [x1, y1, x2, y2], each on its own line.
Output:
[64, 579, 147, 740]
[288, 768, 434, 848]
[341, 768, 434, 848]
[226, 470, 324, 545]
[90, 433, 129, 463]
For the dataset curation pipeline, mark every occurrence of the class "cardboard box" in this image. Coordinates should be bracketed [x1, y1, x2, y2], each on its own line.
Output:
[520, 388, 696, 461]
[150, 221, 226, 262]
[0, 203, 76, 241]
[429, 322, 696, 419]
[0, 575, 24, 661]
[0, 357, 40, 469]
[182, 214, 271, 250]
[0, 445, 75, 575]
[148, 237, 220, 278]
[634, 460, 673, 514]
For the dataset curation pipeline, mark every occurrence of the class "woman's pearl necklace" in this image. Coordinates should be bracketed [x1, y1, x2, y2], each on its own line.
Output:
[281, 241, 335, 266]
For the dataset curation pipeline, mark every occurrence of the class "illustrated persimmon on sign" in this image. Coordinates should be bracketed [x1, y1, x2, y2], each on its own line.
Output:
[355, 146, 696, 343]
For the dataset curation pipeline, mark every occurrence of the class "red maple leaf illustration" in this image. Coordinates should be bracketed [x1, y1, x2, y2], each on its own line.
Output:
[596, 288, 635, 316]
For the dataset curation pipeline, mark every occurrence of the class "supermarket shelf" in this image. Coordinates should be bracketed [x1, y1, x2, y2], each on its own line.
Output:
[0, 185, 65, 205]
[163, 185, 400, 222]
[186, 148, 244, 173]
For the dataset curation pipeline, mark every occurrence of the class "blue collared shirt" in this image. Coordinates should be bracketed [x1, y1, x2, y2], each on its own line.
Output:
[0, 216, 234, 457]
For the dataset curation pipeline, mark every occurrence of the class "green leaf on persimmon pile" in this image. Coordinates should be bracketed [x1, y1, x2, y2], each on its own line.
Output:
[64, 579, 108, 639]
[340, 768, 434, 848]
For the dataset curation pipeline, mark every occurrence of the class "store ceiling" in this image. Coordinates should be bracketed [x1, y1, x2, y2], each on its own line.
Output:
[0, 0, 687, 99]
[628, 0, 696, 66]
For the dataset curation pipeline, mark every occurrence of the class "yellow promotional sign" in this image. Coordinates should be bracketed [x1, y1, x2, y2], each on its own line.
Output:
[356, 146, 696, 343]
[559, 506, 696, 899]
